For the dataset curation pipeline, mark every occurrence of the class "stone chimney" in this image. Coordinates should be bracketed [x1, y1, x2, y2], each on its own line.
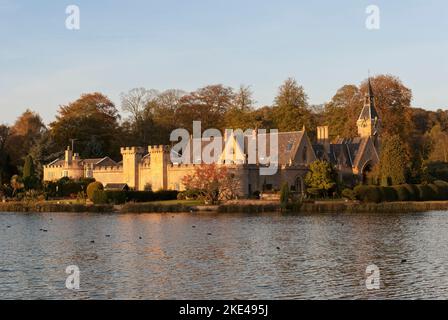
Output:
[65, 146, 73, 167]
[317, 126, 330, 155]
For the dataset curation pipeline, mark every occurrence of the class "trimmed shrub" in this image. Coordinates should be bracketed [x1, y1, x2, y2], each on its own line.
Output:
[380, 186, 398, 202]
[123, 190, 179, 203]
[434, 180, 448, 199]
[155, 190, 179, 201]
[427, 184, 442, 201]
[354, 185, 382, 203]
[416, 184, 433, 201]
[404, 184, 420, 201]
[341, 188, 357, 200]
[92, 190, 108, 205]
[104, 191, 127, 204]
[87, 182, 104, 201]
[126, 191, 155, 202]
[394, 185, 411, 202]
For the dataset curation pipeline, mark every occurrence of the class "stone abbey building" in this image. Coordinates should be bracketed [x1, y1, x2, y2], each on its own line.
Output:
[44, 81, 381, 196]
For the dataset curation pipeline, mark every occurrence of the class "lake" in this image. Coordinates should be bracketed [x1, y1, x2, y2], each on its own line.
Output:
[1, 211, 448, 300]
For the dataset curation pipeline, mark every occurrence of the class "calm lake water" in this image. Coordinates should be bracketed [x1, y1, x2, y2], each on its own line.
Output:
[1, 211, 448, 300]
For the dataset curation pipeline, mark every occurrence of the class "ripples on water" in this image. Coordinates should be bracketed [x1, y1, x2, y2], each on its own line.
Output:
[1, 211, 448, 300]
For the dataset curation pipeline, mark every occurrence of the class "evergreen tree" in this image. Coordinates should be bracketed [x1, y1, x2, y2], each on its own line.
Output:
[280, 183, 290, 210]
[23, 155, 35, 179]
[380, 135, 409, 185]
[273, 78, 314, 132]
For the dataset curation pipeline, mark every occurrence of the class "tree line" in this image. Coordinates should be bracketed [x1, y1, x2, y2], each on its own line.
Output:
[1, 74, 448, 187]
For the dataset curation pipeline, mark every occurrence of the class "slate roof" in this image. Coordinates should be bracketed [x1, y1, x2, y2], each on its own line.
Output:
[248, 131, 305, 165]
[104, 183, 129, 191]
[46, 157, 118, 167]
[358, 78, 379, 121]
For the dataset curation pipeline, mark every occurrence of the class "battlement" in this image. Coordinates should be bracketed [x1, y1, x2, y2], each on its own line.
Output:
[93, 165, 123, 172]
[120, 146, 145, 154]
[148, 145, 171, 153]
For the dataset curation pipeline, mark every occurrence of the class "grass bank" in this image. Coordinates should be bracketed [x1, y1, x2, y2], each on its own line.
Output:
[0, 202, 113, 213]
[2, 200, 448, 214]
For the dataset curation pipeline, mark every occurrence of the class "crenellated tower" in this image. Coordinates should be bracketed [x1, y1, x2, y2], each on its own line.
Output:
[121, 147, 144, 190]
[148, 145, 171, 191]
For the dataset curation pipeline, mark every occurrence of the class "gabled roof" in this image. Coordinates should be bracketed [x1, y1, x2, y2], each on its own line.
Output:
[104, 183, 129, 191]
[256, 131, 305, 165]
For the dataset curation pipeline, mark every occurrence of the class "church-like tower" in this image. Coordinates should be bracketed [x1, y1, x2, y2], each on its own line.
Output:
[357, 78, 380, 145]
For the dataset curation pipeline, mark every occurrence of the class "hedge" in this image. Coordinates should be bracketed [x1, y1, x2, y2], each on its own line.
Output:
[354, 185, 382, 203]
[353, 182, 448, 203]
[403, 184, 420, 201]
[434, 180, 448, 198]
[380, 186, 398, 202]
[44, 178, 96, 198]
[92, 190, 179, 205]
[393, 185, 411, 201]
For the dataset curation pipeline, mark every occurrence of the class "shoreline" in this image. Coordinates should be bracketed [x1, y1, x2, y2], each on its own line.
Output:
[2, 200, 448, 214]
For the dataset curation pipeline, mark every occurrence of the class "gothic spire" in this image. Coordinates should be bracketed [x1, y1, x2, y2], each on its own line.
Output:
[358, 77, 379, 121]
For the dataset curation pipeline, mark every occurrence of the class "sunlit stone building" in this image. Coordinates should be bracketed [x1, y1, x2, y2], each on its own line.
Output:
[44, 81, 380, 197]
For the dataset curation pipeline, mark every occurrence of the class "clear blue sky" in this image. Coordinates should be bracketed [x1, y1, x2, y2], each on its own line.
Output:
[0, 0, 447, 124]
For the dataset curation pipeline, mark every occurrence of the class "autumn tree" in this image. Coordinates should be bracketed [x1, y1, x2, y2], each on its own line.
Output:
[273, 78, 314, 132]
[426, 124, 448, 162]
[176, 85, 235, 132]
[5, 110, 46, 168]
[323, 85, 363, 140]
[250, 106, 276, 130]
[50, 93, 122, 159]
[182, 164, 240, 204]
[379, 134, 409, 186]
[151, 89, 186, 144]
[360, 75, 413, 141]
[0, 125, 14, 184]
[224, 85, 256, 129]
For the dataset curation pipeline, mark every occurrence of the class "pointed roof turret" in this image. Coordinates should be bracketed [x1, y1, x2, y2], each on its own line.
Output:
[358, 78, 379, 121]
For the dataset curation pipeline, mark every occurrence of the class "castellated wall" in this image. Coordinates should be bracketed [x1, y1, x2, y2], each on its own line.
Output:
[92, 166, 124, 186]
[138, 164, 152, 191]
[167, 165, 198, 191]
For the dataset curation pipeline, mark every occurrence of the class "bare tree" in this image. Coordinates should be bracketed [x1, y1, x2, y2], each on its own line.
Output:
[120, 88, 159, 121]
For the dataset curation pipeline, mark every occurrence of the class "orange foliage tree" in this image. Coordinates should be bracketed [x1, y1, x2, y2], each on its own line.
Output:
[181, 164, 240, 204]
